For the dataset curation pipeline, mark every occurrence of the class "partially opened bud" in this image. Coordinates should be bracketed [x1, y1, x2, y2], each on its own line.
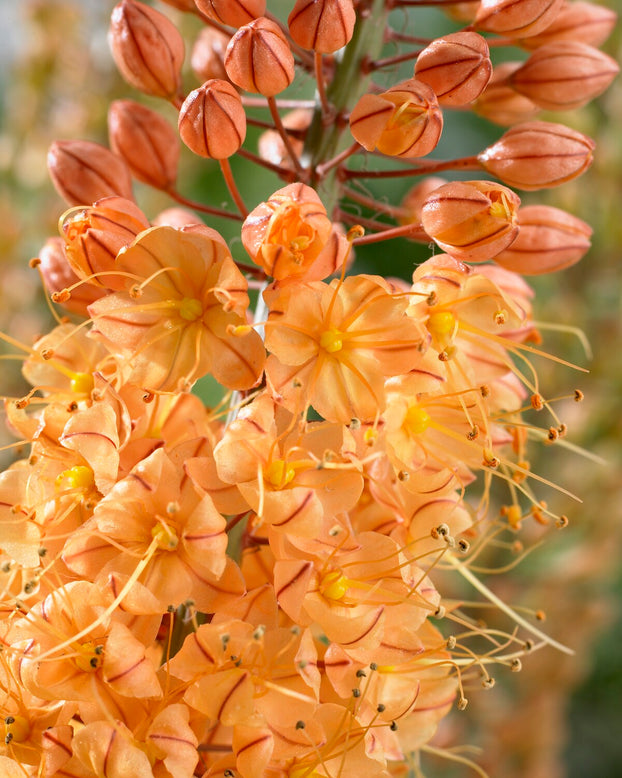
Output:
[178, 79, 246, 159]
[478, 121, 595, 190]
[38, 237, 106, 316]
[108, 100, 179, 190]
[288, 0, 356, 54]
[421, 180, 520, 262]
[349, 79, 443, 158]
[59, 196, 150, 289]
[415, 32, 492, 106]
[258, 109, 311, 168]
[473, 62, 540, 126]
[195, 0, 266, 27]
[475, 0, 565, 37]
[399, 177, 448, 225]
[241, 183, 332, 279]
[224, 17, 295, 96]
[191, 27, 231, 82]
[510, 41, 619, 110]
[48, 140, 134, 206]
[109, 0, 185, 99]
[494, 205, 592, 274]
[519, 1, 618, 50]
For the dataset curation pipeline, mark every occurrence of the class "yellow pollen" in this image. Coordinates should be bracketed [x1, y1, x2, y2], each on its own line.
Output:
[427, 310, 456, 339]
[405, 404, 431, 436]
[489, 191, 513, 221]
[179, 297, 203, 322]
[4, 715, 30, 744]
[70, 372, 94, 395]
[320, 328, 344, 353]
[74, 641, 103, 673]
[320, 570, 350, 602]
[55, 465, 95, 492]
[151, 523, 179, 550]
[290, 768, 323, 778]
[265, 459, 296, 489]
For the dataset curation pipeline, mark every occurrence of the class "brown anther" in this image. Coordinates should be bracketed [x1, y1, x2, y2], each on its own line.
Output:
[531, 393, 544, 410]
[511, 658, 522, 672]
[29, 257, 42, 268]
[51, 289, 71, 303]
[556, 515, 569, 529]
[467, 425, 479, 440]
[446, 635, 457, 649]
[15, 399, 29, 410]
[524, 639, 534, 651]
[435, 605, 446, 619]
[41, 349, 54, 360]
[142, 392, 155, 403]
[482, 677, 495, 689]
[480, 384, 491, 398]
[535, 610, 546, 621]
[574, 389, 584, 402]
[438, 350, 450, 361]
[558, 423, 567, 437]
[397, 469, 409, 481]
[494, 309, 507, 325]
[483, 449, 499, 468]
[547, 426, 559, 441]
[67, 402, 79, 412]
[129, 285, 143, 299]
[426, 291, 438, 306]
[457, 538, 470, 553]
[458, 697, 468, 710]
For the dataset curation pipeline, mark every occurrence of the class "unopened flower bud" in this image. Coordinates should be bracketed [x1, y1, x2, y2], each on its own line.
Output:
[195, 0, 266, 27]
[59, 196, 149, 289]
[510, 41, 619, 111]
[178, 79, 246, 159]
[48, 140, 134, 206]
[421, 180, 520, 262]
[399, 177, 448, 224]
[159, 0, 197, 10]
[415, 32, 492, 106]
[475, 0, 564, 38]
[108, 100, 179, 190]
[478, 121, 595, 190]
[519, 1, 618, 50]
[258, 108, 311, 168]
[288, 0, 356, 54]
[473, 62, 540, 126]
[224, 17, 295, 96]
[109, 0, 185, 99]
[152, 207, 201, 228]
[38, 237, 105, 316]
[191, 27, 230, 82]
[349, 79, 443, 158]
[493, 205, 592, 274]
[242, 183, 333, 279]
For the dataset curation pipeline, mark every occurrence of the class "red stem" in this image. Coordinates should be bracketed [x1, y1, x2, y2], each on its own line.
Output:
[166, 188, 243, 222]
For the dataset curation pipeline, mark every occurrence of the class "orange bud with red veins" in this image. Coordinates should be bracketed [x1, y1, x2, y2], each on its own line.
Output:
[224, 18, 295, 96]
[510, 41, 619, 111]
[494, 204, 592, 274]
[48, 140, 134, 206]
[444, 1, 480, 22]
[288, 0, 356, 54]
[414, 32, 492, 106]
[59, 196, 150, 290]
[475, 0, 564, 37]
[109, 0, 185, 99]
[421, 180, 520, 262]
[160, 0, 197, 10]
[349, 79, 443, 158]
[242, 183, 332, 280]
[195, 0, 266, 27]
[399, 177, 448, 225]
[519, 1, 618, 50]
[179, 80, 246, 159]
[38, 237, 106, 316]
[257, 108, 311, 168]
[191, 27, 231, 82]
[152, 207, 201, 228]
[108, 100, 179, 191]
[473, 62, 540, 126]
[478, 121, 595, 190]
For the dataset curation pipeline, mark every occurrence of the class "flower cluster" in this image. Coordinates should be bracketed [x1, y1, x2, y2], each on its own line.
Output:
[0, 1, 616, 776]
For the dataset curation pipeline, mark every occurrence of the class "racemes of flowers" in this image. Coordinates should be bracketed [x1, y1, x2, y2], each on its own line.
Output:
[0, 0, 617, 776]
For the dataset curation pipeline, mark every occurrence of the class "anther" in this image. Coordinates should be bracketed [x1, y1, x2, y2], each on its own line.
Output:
[494, 309, 507, 325]
[435, 606, 446, 619]
[574, 389, 584, 402]
[352, 688, 361, 698]
[482, 677, 495, 689]
[547, 426, 559, 442]
[295, 720, 305, 730]
[29, 257, 41, 268]
[356, 669, 367, 678]
[458, 697, 468, 710]
[558, 423, 567, 437]
[530, 393, 544, 410]
[511, 658, 522, 672]
[377, 703, 386, 713]
[480, 384, 490, 398]
[446, 636, 457, 649]
[390, 721, 398, 731]
[142, 392, 155, 403]
[41, 348, 54, 360]
[457, 538, 470, 553]
[535, 610, 546, 621]
[397, 469, 409, 481]
[369, 663, 378, 671]
[556, 515, 569, 529]
[467, 425, 479, 440]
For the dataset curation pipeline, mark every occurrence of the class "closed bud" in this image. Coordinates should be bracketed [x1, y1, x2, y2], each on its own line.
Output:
[152, 207, 201, 228]
[421, 180, 520, 262]
[519, 1, 618, 50]
[159, 0, 197, 10]
[258, 109, 311, 168]
[108, 100, 179, 190]
[288, 0, 356, 54]
[38, 237, 105, 316]
[475, 0, 564, 38]
[195, 0, 266, 27]
[109, 0, 185, 99]
[473, 62, 540, 126]
[444, 1, 479, 22]
[349, 79, 443, 158]
[191, 27, 231, 82]
[494, 204, 592, 274]
[510, 41, 619, 110]
[478, 121, 594, 190]
[178, 79, 246, 159]
[399, 177, 448, 224]
[48, 140, 134, 206]
[224, 18, 295, 96]
[59, 196, 149, 289]
[415, 32, 492, 106]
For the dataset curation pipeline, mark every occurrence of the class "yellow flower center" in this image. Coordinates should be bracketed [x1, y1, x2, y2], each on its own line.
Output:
[320, 328, 344, 353]
[55, 465, 95, 492]
[488, 190, 514, 222]
[427, 310, 455, 339]
[179, 297, 203, 322]
[151, 522, 179, 550]
[405, 404, 431, 436]
[4, 715, 30, 744]
[70, 372, 95, 395]
[74, 641, 104, 673]
[388, 97, 425, 129]
[265, 459, 296, 489]
[320, 570, 350, 602]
